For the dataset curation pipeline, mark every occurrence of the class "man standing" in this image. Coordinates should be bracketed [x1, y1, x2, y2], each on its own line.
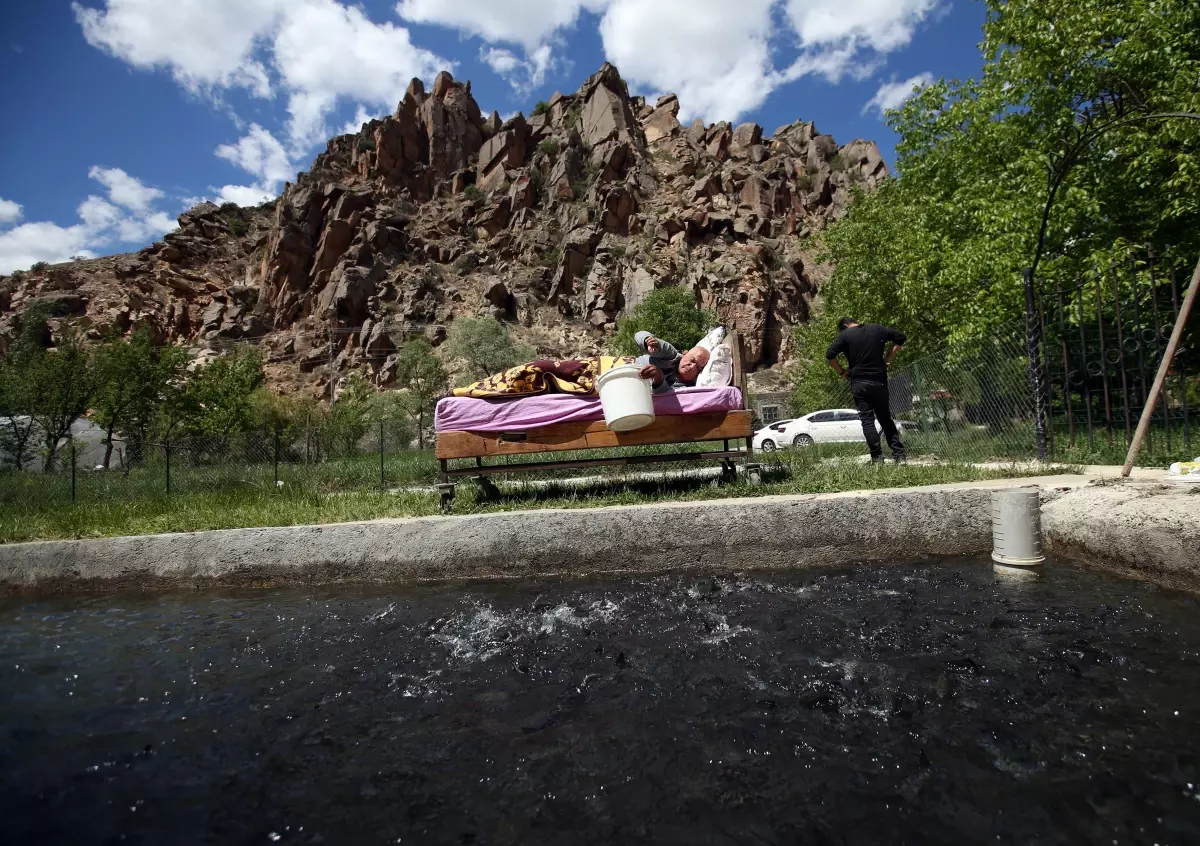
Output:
[826, 318, 907, 463]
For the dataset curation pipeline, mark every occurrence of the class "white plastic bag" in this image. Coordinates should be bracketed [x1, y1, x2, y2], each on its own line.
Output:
[1167, 457, 1200, 484]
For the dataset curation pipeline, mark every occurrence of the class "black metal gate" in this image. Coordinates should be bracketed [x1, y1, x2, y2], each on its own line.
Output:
[1035, 248, 1196, 461]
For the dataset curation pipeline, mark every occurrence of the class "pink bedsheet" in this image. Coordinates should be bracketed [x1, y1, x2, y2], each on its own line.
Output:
[435, 386, 743, 433]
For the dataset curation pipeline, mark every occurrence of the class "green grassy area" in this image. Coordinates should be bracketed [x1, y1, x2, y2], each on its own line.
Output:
[0, 447, 1068, 544]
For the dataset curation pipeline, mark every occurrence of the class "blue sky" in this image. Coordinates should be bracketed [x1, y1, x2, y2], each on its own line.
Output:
[0, 0, 988, 274]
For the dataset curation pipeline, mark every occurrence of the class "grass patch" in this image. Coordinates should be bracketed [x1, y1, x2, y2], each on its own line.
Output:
[0, 442, 1059, 543]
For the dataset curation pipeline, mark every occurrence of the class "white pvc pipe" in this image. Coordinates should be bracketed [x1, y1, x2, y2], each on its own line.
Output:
[991, 488, 1045, 575]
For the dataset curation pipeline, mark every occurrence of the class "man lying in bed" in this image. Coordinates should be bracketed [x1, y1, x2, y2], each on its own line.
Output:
[635, 331, 710, 394]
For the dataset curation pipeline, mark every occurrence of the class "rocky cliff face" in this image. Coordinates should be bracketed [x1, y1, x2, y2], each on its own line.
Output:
[0, 63, 888, 393]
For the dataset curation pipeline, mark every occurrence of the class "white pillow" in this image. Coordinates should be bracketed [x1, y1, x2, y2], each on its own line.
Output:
[696, 341, 733, 387]
[697, 326, 726, 353]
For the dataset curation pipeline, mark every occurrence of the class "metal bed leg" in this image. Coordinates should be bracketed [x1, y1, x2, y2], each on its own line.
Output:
[743, 437, 762, 485]
[437, 458, 455, 513]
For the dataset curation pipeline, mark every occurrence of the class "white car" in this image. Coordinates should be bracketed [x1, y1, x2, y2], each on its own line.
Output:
[751, 419, 797, 452]
[784, 409, 872, 446]
[781, 409, 920, 447]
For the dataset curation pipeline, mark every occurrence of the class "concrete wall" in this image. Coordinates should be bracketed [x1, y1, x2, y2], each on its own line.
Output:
[1, 476, 1194, 594]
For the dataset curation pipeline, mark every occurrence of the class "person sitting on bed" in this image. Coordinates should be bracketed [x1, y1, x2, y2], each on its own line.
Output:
[635, 331, 710, 394]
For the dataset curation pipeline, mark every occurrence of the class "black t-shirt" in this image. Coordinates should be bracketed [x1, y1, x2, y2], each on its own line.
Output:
[825, 323, 907, 383]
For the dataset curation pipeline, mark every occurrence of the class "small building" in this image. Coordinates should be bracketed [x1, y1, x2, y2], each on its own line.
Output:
[748, 391, 791, 427]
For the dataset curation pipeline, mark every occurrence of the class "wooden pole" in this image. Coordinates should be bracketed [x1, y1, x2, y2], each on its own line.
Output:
[1122, 255, 1200, 476]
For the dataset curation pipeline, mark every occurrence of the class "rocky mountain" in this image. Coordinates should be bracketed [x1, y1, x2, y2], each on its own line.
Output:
[0, 63, 888, 394]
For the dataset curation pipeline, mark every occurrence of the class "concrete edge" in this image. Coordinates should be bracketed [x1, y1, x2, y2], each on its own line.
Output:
[1, 475, 1195, 594]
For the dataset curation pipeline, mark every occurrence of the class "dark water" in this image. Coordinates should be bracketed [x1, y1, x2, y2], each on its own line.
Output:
[3, 559, 1200, 845]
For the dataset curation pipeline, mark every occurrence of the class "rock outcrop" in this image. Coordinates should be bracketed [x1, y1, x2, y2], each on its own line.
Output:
[0, 63, 888, 393]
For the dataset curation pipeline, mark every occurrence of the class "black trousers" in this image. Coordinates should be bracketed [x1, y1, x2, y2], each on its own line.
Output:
[850, 380, 904, 460]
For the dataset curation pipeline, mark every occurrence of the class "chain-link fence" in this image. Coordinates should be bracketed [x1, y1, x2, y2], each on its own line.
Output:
[0, 422, 441, 513]
[776, 328, 1043, 466]
[8, 323, 1184, 529]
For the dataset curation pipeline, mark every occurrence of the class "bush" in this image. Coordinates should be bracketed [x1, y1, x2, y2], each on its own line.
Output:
[829, 153, 848, 173]
[442, 317, 536, 385]
[537, 138, 559, 157]
[611, 286, 717, 356]
[463, 185, 483, 203]
[31, 262, 49, 272]
[225, 215, 248, 238]
[356, 136, 377, 153]
[532, 100, 550, 117]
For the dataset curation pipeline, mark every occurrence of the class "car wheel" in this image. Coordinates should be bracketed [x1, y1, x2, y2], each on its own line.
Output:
[760, 439, 776, 452]
[793, 434, 815, 447]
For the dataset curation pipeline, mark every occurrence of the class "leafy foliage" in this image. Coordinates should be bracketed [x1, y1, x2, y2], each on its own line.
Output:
[532, 100, 550, 117]
[611, 287, 717, 356]
[442, 317, 536, 385]
[27, 325, 96, 471]
[91, 331, 189, 466]
[812, 0, 1200, 365]
[393, 338, 449, 448]
[175, 348, 265, 437]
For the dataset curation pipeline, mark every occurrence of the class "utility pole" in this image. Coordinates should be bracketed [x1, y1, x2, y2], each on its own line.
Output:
[328, 322, 336, 405]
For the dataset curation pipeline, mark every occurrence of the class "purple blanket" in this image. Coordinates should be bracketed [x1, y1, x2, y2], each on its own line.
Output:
[435, 386, 743, 433]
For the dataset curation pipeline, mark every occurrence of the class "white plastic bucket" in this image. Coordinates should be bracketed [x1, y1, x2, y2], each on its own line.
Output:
[595, 365, 656, 432]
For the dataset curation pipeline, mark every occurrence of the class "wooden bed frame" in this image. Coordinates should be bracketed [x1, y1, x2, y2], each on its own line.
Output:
[434, 331, 759, 511]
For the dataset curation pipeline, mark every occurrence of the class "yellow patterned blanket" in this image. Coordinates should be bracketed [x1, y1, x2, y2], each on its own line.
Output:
[451, 356, 636, 399]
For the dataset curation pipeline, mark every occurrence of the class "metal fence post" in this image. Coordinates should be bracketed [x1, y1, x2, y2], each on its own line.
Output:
[71, 438, 77, 505]
[379, 420, 385, 489]
[165, 437, 171, 496]
[273, 428, 280, 487]
[1024, 268, 1048, 461]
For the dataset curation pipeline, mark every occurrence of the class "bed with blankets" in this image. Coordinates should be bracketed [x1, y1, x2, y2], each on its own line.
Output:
[433, 330, 758, 510]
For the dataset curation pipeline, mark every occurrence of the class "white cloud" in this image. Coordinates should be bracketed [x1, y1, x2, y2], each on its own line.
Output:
[397, 0, 602, 51]
[600, 0, 777, 122]
[87, 166, 165, 214]
[862, 72, 934, 115]
[215, 124, 293, 186]
[0, 169, 178, 274]
[212, 184, 278, 207]
[73, 0, 943, 157]
[785, 0, 939, 56]
[481, 47, 521, 75]
[72, 0, 284, 98]
[270, 0, 449, 149]
[0, 199, 22, 225]
[0, 165, 176, 271]
[208, 124, 294, 207]
[339, 105, 378, 136]
[393, 0, 941, 123]
[480, 43, 555, 93]
[73, 0, 451, 151]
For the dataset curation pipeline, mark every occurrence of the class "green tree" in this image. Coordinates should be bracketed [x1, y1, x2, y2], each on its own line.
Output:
[0, 304, 52, 469]
[442, 317, 536, 385]
[177, 348, 265, 436]
[27, 325, 96, 471]
[91, 331, 189, 467]
[366, 391, 416, 449]
[787, 316, 853, 416]
[611, 286, 717, 356]
[815, 0, 1200, 358]
[393, 338, 448, 449]
[324, 372, 375, 455]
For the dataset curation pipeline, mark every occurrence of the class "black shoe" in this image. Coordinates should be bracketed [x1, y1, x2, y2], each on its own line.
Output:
[870, 456, 884, 465]
[894, 455, 907, 465]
